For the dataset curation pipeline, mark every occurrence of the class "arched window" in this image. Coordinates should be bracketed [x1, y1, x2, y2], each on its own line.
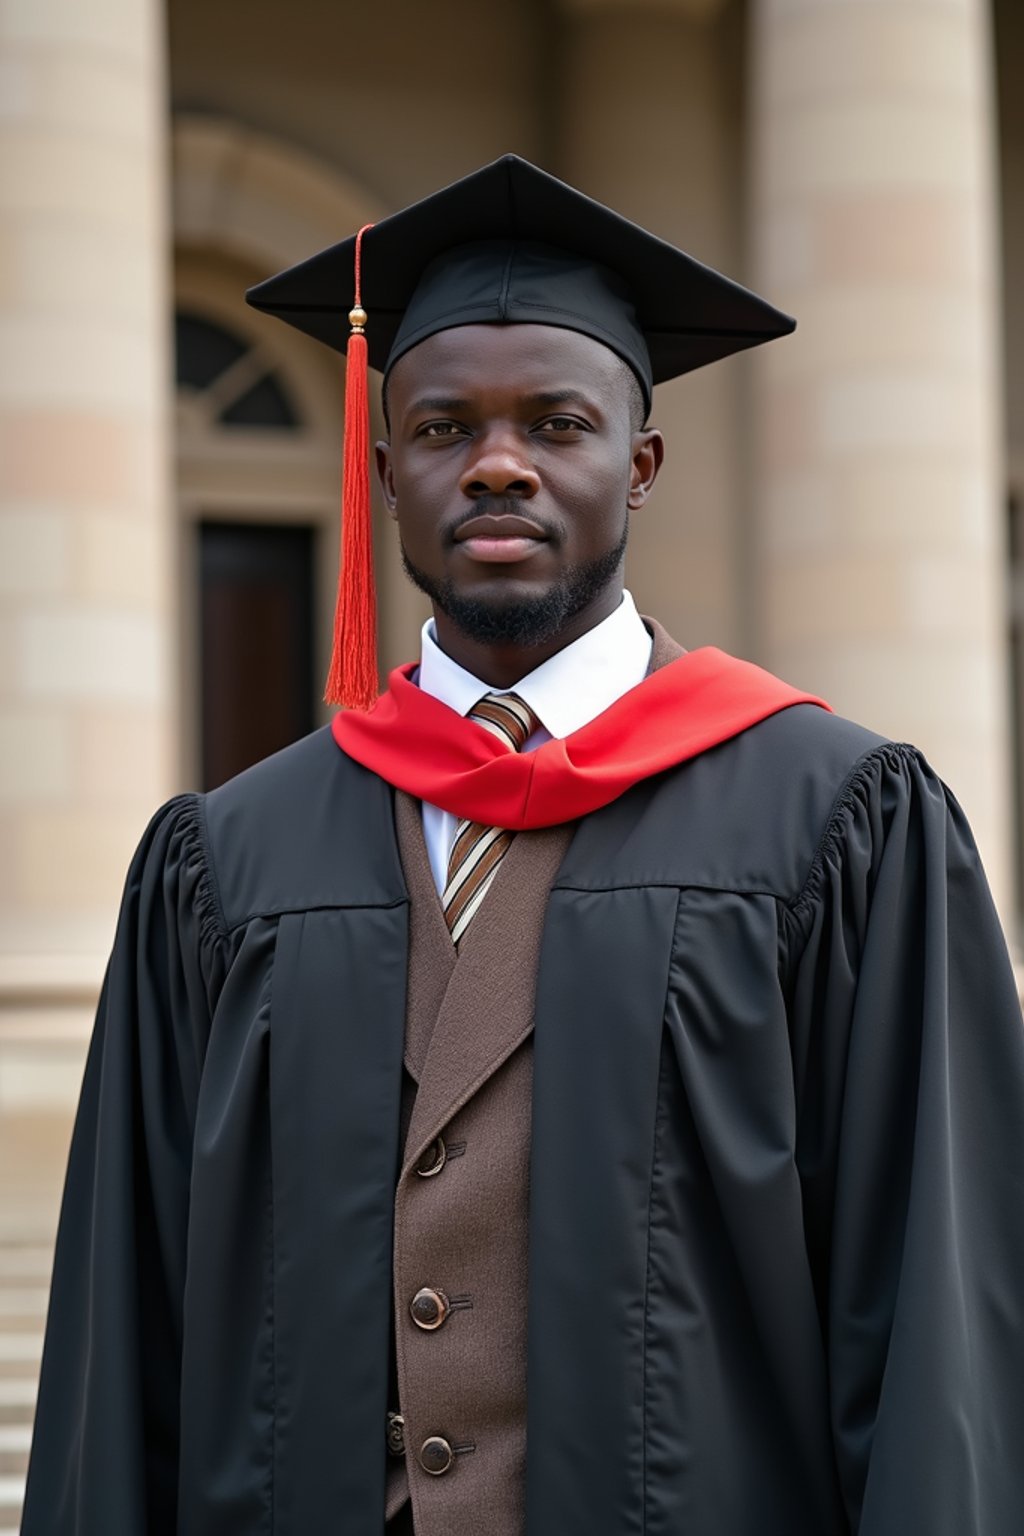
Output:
[175, 310, 301, 429]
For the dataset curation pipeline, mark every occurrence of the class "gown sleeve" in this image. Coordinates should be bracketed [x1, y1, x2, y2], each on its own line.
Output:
[781, 742, 1024, 1535]
[20, 795, 224, 1536]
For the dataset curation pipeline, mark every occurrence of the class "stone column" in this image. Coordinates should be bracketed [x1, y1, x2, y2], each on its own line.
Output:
[556, 0, 747, 653]
[749, 0, 1011, 913]
[0, 0, 173, 1085]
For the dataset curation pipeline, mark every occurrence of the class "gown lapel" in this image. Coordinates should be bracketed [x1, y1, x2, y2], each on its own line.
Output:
[394, 791, 457, 1085]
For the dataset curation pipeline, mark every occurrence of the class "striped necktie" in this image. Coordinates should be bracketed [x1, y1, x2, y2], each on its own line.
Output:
[442, 692, 539, 945]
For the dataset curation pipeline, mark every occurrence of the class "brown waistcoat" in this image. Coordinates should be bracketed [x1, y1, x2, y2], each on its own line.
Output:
[386, 621, 683, 1534]
[385, 792, 573, 1534]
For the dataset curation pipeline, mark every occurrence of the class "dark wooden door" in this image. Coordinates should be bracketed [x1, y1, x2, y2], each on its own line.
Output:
[199, 521, 316, 790]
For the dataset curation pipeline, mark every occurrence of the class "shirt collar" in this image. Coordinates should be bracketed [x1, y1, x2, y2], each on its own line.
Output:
[416, 591, 653, 739]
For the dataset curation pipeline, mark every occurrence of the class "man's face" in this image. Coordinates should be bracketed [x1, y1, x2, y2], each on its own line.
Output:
[376, 323, 663, 653]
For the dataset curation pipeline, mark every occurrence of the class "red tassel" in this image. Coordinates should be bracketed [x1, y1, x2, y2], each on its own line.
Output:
[325, 223, 378, 710]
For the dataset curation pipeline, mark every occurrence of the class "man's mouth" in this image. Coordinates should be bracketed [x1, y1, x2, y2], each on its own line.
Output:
[452, 513, 550, 565]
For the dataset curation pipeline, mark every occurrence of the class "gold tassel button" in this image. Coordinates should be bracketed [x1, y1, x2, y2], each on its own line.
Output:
[348, 305, 368, 332]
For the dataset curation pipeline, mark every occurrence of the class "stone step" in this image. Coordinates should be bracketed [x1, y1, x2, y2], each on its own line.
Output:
[0, 1421, 30, 1481]
[0, 1218, 59, 1247]
[0, 1473, 25, 1513]
[0, 1248, 52, 1281]
[0, 1288, 48, 1316]
[0, 1379, 35, 1410]
[0, 1332, 42, 1363]
[0, 1407, 33, 1428]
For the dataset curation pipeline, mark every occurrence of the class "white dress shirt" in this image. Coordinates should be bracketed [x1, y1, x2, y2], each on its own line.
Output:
[415, 590, 653, 892]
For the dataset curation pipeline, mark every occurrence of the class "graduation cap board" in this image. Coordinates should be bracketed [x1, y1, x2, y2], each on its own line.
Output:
[245, 153, 796, 709]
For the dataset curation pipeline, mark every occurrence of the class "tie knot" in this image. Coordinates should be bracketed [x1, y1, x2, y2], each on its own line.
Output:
[469, 692, 538, 753]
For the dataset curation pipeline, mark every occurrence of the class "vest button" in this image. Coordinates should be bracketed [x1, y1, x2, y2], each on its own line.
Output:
[416, 1136, 447, 1177]
[410, 1286, 450, 1330]
[386, 1411, 406, 1458]
[419, 1435, 454, 1476]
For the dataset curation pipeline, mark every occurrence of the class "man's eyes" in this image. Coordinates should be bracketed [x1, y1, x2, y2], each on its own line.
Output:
[536, 415, 588, 433]
[419, 421, 464, 438]
[415, 415, 590, 438]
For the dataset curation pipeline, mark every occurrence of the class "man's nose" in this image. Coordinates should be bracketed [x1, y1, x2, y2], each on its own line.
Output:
[459, 428, 541, 499]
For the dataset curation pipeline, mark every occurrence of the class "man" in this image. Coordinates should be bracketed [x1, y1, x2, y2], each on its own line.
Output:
[23, 156, 1024, 1534]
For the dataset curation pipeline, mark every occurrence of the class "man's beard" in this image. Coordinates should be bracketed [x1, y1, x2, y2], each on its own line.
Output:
[401, 523, 629, 649]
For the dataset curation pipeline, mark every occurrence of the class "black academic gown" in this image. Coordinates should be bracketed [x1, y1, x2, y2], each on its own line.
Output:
[21, 701, 1024, 1535]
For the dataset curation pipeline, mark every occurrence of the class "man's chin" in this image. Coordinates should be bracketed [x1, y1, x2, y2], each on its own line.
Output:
[428, 585, 573, 649]
[401, 532, 628, 651]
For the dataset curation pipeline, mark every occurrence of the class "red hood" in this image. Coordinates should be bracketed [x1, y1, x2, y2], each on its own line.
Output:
[332, 646, 830, 831]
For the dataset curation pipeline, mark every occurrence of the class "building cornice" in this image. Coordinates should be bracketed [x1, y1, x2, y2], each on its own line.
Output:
[555, 0, 727, 18]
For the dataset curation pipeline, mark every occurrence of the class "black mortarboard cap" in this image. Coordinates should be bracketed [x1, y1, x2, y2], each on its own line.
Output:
[245, 153, 795, 413]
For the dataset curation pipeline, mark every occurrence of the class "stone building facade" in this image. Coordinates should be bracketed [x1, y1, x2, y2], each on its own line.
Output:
[0, 0, 1021, 1518]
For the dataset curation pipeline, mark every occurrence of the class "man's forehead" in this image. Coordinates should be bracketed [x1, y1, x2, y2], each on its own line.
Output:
[387, 321, 628, 400]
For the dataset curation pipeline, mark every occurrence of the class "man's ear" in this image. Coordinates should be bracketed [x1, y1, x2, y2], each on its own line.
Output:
[375, 440, 397, 519]
[627, 428, 665, 510]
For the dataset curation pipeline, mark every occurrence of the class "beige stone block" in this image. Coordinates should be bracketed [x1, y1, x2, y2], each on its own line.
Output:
[767, 289, 986, 384]
[0, 1041, 89, 1113]
[758, 209, 816, 292]
[72, 513, 162, 607]
[816, 192, 977, 286]
[0, 409, 159, 509]
[760, 464, 990, 560]
[0, 611, 14, 695]
[0, 709, 70, 801]
[75, 703, 164, 806]
[14, 807, 145, 913]
[771, 634, 1003, 741]
[0, 224, 13, 308]
[0, 313, 160, 415]
[818, 373, 984, 455]
[820, 300, 973, 383]
[904, 553, 995, 635]
[0, 0, 155, 61]
[0, 811, 16, 909]
[763, 103, 977, 201]
[836, 463, 994, 554]
[760, 379, 817, 475]
[0, 50, 30, 118]
[765, 556, 908, 645]
[760, 6, 979, 110]
[760, 470, 835, 555]
[0, 129, 158, 231]
[0, 44, 152, 142]
[0, 507, 70, 595]
[17, 606, 165, 704]
[0, 903, 119, 959]
[630, 498, 737, 649]
[0, 215, 155, 321]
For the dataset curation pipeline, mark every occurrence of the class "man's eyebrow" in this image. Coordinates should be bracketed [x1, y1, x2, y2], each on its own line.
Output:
[405, 389, 599, 414]
[406, 395, 472, 415]
[526, 389, 596, 408]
